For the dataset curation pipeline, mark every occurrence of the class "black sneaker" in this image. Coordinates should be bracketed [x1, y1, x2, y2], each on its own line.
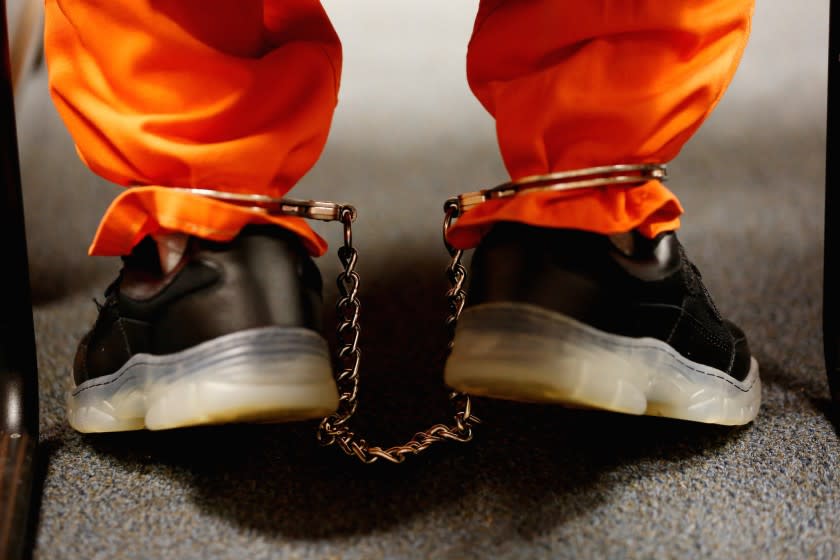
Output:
[444, 223, 761, 425]
[68, 226, 338, 432]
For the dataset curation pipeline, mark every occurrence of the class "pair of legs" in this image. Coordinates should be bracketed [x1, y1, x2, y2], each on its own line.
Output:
[44, 0, 752, 253]
[45, 1, 760, 438]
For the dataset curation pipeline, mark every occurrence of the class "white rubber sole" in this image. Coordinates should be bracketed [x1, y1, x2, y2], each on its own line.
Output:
[444, 303, 761, 426]
[68, 327, 339, 433]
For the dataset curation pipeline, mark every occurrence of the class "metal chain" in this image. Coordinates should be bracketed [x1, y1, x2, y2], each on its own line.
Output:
[316, 204, 480, 464]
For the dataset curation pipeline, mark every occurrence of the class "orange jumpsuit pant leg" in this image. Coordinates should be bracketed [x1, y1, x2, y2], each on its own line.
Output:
[448, 0, 753, 249]
[44, 0, 341, 256]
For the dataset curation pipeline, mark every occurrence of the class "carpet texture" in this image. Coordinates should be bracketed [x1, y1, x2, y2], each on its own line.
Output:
[13, 1, 840, 558]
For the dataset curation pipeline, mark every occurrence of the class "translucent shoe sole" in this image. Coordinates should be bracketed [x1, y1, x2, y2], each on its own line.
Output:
[67, 327, 339, 433]
[444, 303, 761, 426]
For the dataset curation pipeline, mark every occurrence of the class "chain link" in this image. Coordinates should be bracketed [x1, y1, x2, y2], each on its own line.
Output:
[316, 204, 480, 464]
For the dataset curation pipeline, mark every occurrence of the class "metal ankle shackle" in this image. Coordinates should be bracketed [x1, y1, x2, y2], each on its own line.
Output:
[170, 162, 664, 464]
[447, 163, 667, 214]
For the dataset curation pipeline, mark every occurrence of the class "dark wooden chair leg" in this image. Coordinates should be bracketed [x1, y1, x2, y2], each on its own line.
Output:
[0, 2, 40, 558]
[827, 0, 840, 403]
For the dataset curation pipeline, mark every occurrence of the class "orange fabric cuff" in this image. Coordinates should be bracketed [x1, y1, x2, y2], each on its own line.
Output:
[88, 187, 328, 257]
[445, 180, 683, 250]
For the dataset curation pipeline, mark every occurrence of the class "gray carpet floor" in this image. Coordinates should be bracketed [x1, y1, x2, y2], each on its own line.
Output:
[13, 1, 840, 558]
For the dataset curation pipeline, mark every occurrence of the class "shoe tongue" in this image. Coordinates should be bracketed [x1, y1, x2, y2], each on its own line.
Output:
[152, 233, 189, 274]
